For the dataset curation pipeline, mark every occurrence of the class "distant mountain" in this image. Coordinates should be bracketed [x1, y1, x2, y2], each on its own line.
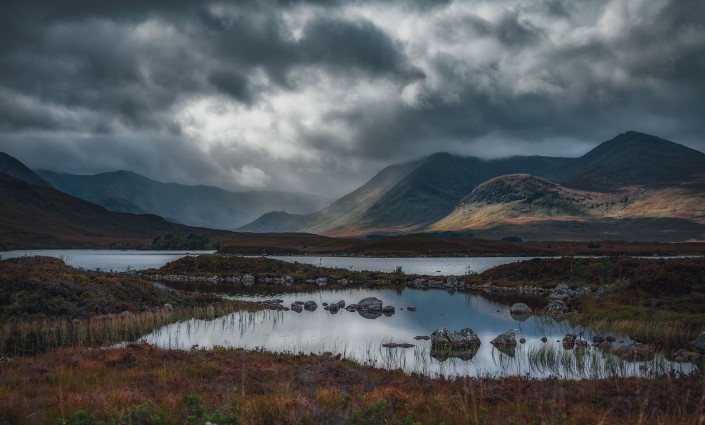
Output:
[561, 131, 705, 191]
[242, 131, 705, 240]
[0, 172, 233, 249]
[242, 158, 424, 234]
[242, 153, 576, 234]
[0, 152, 52, 188]
[37, 170, 332, 230]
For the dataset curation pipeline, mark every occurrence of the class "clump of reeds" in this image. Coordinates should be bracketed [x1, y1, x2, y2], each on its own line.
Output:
[0, 300, 256, 356]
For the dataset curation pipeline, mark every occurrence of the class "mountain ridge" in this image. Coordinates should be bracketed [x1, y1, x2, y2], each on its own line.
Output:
[37, 169, 332, 230]
[0, 152, 53, 188]
[0, 172, 235, 249]
[242, 131, 705, 239]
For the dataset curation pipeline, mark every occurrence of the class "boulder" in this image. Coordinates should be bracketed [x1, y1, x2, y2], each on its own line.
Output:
[336, 300, 345, 308]
[407, 306, 416, 312]
[562, 333, 577, 349]
[510, 303, 532, 315]
[358, 297, 384, 311]
[382, 305, 395, 314]
[345, 304, 358, 312]
[519, 337, 527, 344]
[593, 335, 605, 344]
[540, 336, 548, 343]
[615, 343, 655, 361]
[328, 303, 340, 313]
[431, 328, 481, 349]
[291, 303, 303, 313]
[490, 331, 516, 346]
[303, 301, 318, 311]
[163, 303, 174, 312]
[414, 336, 430, 340]
[316, 277, 328, 287]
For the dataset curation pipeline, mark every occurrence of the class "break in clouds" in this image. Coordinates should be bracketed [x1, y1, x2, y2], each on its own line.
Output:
[0, 0, 704, 197]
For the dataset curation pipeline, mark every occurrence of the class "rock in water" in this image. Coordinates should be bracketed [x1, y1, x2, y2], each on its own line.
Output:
[303, 301, 318, 311]
[510, 303, 532, 315]
[431, 328, 481, 349]
[357, 297, 383, 311]
[491, 330, 517, 346]
[562, 333, 577, 349]
[615, 343, 655, 361]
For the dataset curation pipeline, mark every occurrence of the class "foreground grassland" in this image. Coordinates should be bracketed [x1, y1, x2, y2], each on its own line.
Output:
[1, 345, 704, 425]
[2, 255, 705, 424]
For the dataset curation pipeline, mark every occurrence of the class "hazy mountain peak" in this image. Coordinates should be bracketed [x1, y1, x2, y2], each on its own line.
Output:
[0, 152, 52, 188]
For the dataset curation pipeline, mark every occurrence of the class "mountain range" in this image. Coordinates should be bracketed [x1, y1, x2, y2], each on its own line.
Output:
[34, 170, 331, 230]
[241, 131, 705, 241]
[0, 171, 235, 249]
[2, 131, 705, 245]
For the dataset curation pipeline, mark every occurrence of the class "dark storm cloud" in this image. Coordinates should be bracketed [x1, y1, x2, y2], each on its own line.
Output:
[0, 0, 704, 197]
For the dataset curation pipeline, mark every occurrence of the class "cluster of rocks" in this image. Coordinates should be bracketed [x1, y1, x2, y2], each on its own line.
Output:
[263, 296, 404, 319]
[467, 282, 547, 295]
[405, 277, 464, 290]
[140, 273, 361, 288]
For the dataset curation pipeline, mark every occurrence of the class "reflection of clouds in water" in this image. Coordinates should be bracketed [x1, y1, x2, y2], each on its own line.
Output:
[141, 287, 694, 378]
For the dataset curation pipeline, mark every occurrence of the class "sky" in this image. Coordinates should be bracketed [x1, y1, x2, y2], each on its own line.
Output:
[0, 0, 704, 198]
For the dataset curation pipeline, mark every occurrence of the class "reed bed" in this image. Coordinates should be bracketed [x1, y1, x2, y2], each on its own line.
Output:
[0, 300, 257, 356]
[580, 318, 701, 347]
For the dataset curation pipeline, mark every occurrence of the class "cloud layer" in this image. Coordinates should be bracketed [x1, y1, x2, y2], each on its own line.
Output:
[1, 0, 703, 196]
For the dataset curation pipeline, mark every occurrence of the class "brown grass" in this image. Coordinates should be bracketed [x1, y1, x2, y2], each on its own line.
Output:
[1, 345, 704, 425]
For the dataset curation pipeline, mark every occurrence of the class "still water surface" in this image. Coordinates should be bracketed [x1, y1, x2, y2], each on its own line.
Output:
[140, 287, 692, 379]
[271, 256, 532, 275]
[0, 249, 215, 271]
[1, 250, 529, 274]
